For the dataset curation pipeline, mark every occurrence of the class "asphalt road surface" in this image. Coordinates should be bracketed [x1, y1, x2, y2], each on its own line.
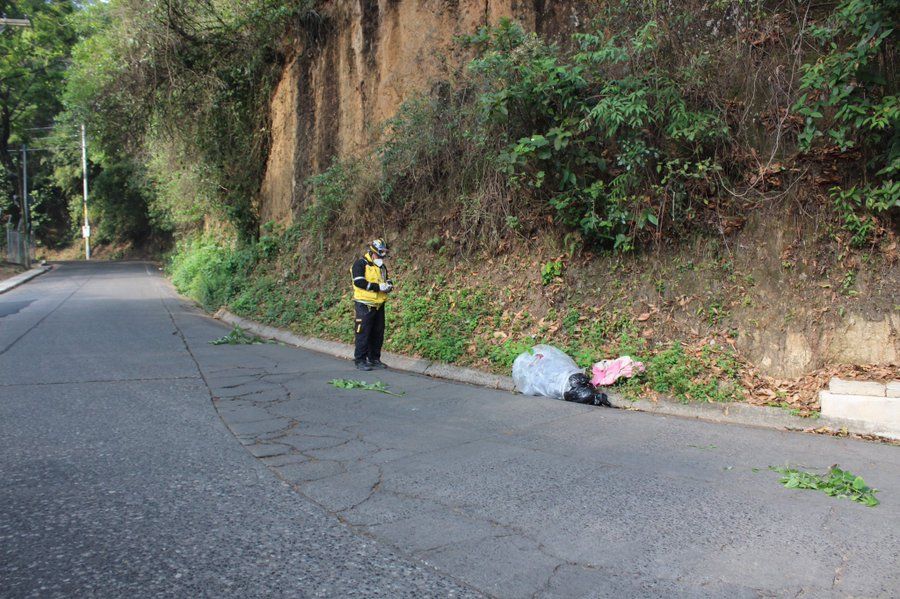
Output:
[1, 261, 898, 598]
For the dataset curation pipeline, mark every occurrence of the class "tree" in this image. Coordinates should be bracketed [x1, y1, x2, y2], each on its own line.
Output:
[60, 0, 312, 241]
[0, 0, 76, 224]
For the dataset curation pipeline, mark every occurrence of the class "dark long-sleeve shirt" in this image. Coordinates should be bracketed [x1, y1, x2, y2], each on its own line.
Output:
[351, 257, 385, 292]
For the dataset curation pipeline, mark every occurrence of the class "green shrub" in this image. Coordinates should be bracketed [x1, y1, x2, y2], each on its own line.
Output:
[303, 160, 360, 236]
[562, 308, 581, 333]
[794, 0, 899, 242]
[65, 0, 318, 241]
[168, 233, 265, 310]
[365, 17, 731, 251]
[617, 341, 743, 403]
[460, 19, 727, 249]
[540, 260, 564, 285]
[485, 339, 532, 369]
[832, 184, 898, 247]
[168, 237, 234, 309]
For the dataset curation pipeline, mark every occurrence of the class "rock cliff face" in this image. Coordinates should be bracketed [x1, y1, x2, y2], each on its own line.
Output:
[259, 0, 592, 224]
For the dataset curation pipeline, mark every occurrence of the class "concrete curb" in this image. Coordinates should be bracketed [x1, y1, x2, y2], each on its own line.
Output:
[213, 309, 896, 441]
[606, 392, 899, 438]
[214, 309, 516, 391]
[0, 265, 51, 294]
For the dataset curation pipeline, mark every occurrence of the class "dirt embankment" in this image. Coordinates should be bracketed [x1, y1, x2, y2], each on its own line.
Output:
[253, 0, 898, 390]
[266, 190, 895, 413]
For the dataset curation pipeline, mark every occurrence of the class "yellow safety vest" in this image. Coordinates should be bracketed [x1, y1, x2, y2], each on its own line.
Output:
[351, 253, 388, 306]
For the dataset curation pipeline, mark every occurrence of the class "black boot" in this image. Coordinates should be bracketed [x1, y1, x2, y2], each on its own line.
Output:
[355, 359, 372, 371]
[368, 359, 387, 370]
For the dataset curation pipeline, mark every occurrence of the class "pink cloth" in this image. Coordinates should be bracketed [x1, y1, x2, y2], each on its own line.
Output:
[591, 356, 645, 386]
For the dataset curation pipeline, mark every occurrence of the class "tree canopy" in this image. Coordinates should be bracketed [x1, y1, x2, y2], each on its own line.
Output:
[0, 0, 76, 229]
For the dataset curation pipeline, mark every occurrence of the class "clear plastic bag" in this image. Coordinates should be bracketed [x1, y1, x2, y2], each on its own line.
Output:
[512, 345, 584, 399]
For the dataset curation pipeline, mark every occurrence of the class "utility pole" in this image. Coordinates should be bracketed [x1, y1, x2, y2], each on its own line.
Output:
[21, 144, 31, 268]
[3, 15, 32, 264]
[80, 124, 91, 260]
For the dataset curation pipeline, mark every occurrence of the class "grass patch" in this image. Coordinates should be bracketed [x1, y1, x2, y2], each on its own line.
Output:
[618, 342, 744, 404]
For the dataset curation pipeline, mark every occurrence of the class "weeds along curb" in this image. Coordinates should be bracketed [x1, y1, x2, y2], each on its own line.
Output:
[213, 308, 896, 441]
[214, 309, 515, 391]
[0, 265, 51, 295]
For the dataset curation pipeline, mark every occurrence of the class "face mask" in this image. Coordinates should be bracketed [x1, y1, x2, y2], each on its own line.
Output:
[373, 258, 383, 267]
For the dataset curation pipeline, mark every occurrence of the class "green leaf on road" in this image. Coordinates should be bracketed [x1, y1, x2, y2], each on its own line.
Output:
[329, 379, 405, 397]
[209, 326, 266, 345]
[770, 465, 879, 507]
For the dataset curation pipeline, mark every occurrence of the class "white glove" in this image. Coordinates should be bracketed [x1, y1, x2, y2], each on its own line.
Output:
[379, 282, 392, 292]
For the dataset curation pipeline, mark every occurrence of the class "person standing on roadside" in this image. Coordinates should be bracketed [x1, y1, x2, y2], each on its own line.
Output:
[350, 238, 392, 371]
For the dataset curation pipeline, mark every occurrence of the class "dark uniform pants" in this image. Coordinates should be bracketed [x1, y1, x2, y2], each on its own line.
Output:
[354, 302, 385, 362]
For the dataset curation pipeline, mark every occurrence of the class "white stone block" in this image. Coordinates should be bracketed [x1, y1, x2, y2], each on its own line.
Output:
[887, 381, 900, 398]
[828, 377, 886, 397]
[819, 391, 900, 433]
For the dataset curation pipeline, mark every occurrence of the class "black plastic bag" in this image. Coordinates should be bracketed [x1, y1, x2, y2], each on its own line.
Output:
[563, 373, 611, 407]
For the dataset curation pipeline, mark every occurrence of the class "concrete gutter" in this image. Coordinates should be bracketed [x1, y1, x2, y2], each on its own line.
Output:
[611, 392, 897, 440]
[215, 309, 514, 391]
[214, 308, 896, 441]
[0, 265, 51, 295]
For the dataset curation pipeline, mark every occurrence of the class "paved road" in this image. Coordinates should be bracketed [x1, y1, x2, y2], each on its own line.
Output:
[1, 262, 898, 598]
